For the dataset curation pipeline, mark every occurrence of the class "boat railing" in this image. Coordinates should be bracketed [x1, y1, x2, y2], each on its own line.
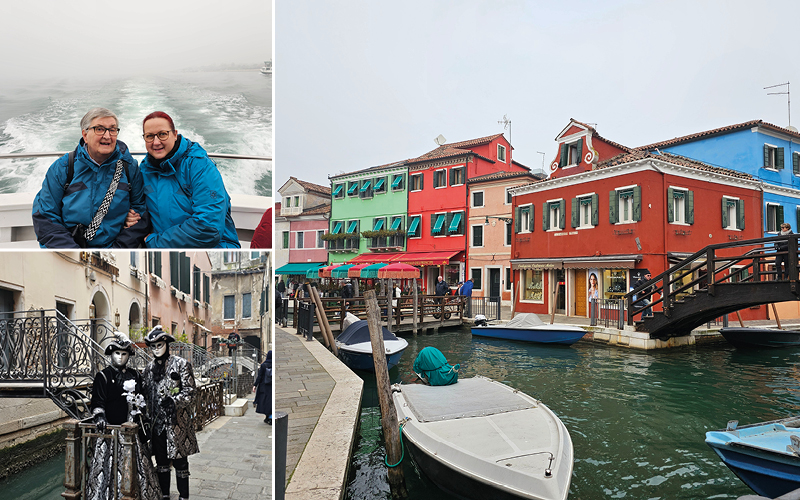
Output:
[0, 152, 271, 248]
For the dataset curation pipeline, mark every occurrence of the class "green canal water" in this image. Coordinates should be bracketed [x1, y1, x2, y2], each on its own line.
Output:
[0, 451, 65, 500]
[345, 327, 800, 500]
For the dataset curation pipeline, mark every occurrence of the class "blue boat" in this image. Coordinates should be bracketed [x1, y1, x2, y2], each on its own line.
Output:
[705, 416, 800, 498]
[471, 313, 586, 345]
[335, 320, 408, 372]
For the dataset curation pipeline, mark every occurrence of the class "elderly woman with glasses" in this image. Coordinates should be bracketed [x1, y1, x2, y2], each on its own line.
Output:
[32, 107, 149, 248]
[136, 111, 239, 248]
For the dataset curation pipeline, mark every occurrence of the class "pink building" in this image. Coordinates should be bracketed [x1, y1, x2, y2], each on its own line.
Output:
[146, 251, 213, 347]
[276, 177, 332, 278]
[467, 170, 540, 305]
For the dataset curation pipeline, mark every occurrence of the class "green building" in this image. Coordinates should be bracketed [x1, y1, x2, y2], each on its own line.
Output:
[327, 162, 409, 264]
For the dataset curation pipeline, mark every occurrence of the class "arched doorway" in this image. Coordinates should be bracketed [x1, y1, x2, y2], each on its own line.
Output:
[128, 301, 142, 337]
[90, 289, 111, 349]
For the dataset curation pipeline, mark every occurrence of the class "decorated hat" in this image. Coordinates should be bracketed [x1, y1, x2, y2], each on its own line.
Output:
[144, 325, 176, 346]
[104, 332, 135, 355]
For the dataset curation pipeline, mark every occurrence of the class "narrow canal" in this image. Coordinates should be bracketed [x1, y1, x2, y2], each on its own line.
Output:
[345, 326, 800, 499]
[0, 451, 65, 500]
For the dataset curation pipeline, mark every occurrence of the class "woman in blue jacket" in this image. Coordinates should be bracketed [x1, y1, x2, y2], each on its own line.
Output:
[139, 111, 239, 248]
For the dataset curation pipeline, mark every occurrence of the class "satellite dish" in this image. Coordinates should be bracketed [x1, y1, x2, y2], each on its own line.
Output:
[788, 126, 798, 133]
[434, 134, 446, 146]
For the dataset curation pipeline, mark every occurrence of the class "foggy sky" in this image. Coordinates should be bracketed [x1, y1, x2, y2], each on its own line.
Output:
[0, 0, 272, 82]
[275, 0, 800, 196]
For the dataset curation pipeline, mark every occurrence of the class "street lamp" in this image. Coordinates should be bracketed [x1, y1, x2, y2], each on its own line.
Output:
[485, 215, 513, 225]
[114, 309, 120, 327]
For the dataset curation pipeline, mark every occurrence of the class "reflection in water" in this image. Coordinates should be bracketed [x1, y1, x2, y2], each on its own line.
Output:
[346, 327, 800, 499]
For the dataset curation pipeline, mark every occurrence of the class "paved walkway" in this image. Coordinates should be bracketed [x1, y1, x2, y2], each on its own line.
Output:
[184, 395, 272, 500]
[275, 326, 363, 500]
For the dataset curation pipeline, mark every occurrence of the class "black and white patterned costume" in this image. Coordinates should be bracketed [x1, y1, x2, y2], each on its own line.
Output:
[87, 337, 161, 500]
[142, 327, 198, 500]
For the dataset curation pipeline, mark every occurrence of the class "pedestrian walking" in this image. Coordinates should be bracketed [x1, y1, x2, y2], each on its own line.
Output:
[253, 351, 272, 425]
[460, 278, 474, 317]
[775, 223, 793, 280]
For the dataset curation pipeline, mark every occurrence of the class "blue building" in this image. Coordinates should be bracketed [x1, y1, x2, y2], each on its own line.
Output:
[641, 120, 800, 236]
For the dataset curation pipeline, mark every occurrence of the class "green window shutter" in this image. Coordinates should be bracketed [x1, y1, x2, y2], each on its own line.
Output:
[667, 188, 674, 223]
[181, 253, 191, 294]
[420, 173, 424, 190]
[514, 207, 521, 233]
[796, 207, 800, 233]
[764, 144, 770, 167]
[721, 198, 729, 228]
[449, 168, 455, 186]
[633, 186, 642, 222]
[431, 214, 437, 235]
[445, 212, 454, 233]
[559, 199, 566, 229]
[609, 190, 618, 224]
[559, 143, 568, 167]
[778, 205, 785, 225]
[542, 202, 550, 230]
[591, 194, 599, 226]
[529, 204, 535, 232]
[576, 140, 583, 165]
[154, 252, 162, 277]
[794, 152, 800, 175]
[777, 147, 785, 169]
[737, 200, 745, 230]
[170, 252, 179, 288]
[687, 190, 694, 225]
[571, 198, 579, 228]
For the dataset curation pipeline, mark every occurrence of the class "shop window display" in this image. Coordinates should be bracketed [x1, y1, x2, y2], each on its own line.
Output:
[522, 269, 543, 301]
[603, 269, 627, 299]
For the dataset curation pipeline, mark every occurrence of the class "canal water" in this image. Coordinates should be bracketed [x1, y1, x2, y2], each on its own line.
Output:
[345, 326, 800, 499]
[0, 451, 65, 500]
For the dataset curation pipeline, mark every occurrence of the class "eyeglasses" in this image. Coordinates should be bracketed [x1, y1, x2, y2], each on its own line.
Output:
[87, 125, 119, 136]
[143, 131, 172, 143]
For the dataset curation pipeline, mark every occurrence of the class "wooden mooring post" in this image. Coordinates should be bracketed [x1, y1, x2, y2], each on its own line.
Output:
[310, 286, 337, 356]
[412, 278, 418, 336]
[364, 290, 407, 498]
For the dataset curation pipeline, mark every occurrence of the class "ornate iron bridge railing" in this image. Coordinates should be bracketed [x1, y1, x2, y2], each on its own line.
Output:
[0, 310, 153, 420]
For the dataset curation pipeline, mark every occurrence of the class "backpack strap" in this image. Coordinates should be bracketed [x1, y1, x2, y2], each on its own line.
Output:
[64, 148, 130, 192]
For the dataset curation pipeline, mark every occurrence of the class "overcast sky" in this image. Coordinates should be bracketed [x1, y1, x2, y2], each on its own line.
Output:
[0, 0, 272, 81]
[276, 0, 800, 197]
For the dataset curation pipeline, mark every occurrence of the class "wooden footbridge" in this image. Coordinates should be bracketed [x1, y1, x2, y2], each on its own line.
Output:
[628, 234, 800, 340]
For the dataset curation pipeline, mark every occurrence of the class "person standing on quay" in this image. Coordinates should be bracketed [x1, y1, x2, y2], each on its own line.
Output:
[253, 351, 272, 424]
[775, 223, 793, 280]
[142, 326, 199, 500]
[460, 277, 474, 317]
[139, 111, 239, 248]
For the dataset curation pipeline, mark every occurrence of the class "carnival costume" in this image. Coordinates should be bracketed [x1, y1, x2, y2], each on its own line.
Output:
[142, 326, 199, 500]
[88, 334, 161, 500]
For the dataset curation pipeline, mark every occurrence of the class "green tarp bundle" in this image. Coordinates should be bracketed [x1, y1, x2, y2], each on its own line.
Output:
[413, 347, 459, 386]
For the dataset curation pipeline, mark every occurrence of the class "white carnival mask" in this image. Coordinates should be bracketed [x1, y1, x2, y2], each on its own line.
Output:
[111, 350, 130, 368]
[150, 340, 168, 358]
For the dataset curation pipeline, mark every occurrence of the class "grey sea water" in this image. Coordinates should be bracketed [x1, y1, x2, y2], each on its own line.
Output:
[0, 70, 272, 197]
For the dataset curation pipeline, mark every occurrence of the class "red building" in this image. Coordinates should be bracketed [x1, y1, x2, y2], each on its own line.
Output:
[511, 120, 766, 320]
[406, 133, 528, 292]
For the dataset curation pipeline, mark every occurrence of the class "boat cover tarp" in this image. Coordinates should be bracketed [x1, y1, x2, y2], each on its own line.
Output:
[400, 377, 536, 422]
[505, 313, 546, 329]
[337, 320, 396, 345]
[412, 346, 459, 387]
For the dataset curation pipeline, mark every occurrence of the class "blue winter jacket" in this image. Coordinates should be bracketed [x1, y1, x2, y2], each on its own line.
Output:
[32, 140, 148, 248]
[140, 135, 240, 248]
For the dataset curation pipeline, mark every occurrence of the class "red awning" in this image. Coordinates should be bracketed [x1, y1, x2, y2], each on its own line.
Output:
[348, 251, 460, 267]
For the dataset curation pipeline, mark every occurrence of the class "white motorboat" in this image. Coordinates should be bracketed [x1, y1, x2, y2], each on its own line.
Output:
[392, 376, 573, 500]
[260, 60, 272, 75]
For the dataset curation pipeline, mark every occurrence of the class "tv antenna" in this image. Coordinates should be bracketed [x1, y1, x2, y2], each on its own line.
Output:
[498, 114, 511, 143]
[434, 134, 446, 146]
[764, 82, 791, 129]
[536, 151, 546, 171]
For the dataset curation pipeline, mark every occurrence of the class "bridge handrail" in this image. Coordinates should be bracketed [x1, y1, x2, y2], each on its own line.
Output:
[626, 233, 800, 326]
